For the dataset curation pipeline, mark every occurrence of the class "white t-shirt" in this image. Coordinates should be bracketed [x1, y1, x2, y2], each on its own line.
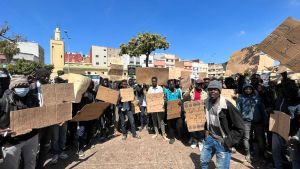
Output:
[148, 86, 164, 94]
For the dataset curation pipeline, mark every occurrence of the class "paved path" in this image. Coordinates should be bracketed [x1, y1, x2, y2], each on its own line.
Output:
[45, 130, 271, 169]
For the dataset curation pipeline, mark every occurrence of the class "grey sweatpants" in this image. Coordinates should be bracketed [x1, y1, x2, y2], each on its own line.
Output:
[0, 134, 39, 169]
[152, 112, 166, 135]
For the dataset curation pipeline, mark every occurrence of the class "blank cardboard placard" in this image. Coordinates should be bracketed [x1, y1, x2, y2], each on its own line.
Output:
[167, 100, 181, 120]
[258, 17, 300, 72]
[146, 93, 164, 113]
[120, 88, 135, 102]
[169, 68, 182, 80]
[181, 71, 191, 92]
[175, 61, 184, 68]
[269, 111, 290, 140]
[221, 89, 237, 107]
[71, 102, 110, 122]
[136, 67, 169, 85]
[41, 83, 75, 105]
[184, 101, 206, 132]
[131, 100, 141, 114]
[10, 103, 72, 136]
[96, 86, 119, 105]
[109, 75, 123, 81]
[109, 64, 123, 76]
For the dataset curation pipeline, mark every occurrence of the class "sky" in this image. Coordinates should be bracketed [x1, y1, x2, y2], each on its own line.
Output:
[1, 0, 300, 64]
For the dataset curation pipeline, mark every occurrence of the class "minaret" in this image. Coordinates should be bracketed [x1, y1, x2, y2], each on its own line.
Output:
[50, 27, 65, 73]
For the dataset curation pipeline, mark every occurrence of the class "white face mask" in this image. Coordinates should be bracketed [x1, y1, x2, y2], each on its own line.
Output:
[14, 88, 30, 97]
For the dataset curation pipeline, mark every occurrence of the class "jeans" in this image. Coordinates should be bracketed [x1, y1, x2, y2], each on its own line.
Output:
[0, 134, 39, 169]
[119, 110, 137, 136]
[152, 112, 166, 135]
[243, 122, 265, 156]
[200, 135, 231, 169]
[140, 106, 148, 127]
[37, 125, 54, 168]
[291, 144, 300, 169]
[272, 133, 287, 169]
[77, 121, 95, 151]
[51, 123, 67, 155]
[167, 118, 182, 139]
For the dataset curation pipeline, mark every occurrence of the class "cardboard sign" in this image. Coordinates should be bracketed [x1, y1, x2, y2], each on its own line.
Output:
[71, 102, 110, 122]
[60, 73, 91, 103]
[136, 67, 169, 85]
[96, 86, 119, 105]
[167, 100, 181, 120]
[269, 111, 290, 140]
[109, 75, 123, 81]
[175, 61, 184, 68]
[180, 71, 191, 92]
[146, 93, 165, 113]
[258, 17, 300, 72]
[131, 100, 141, 114]
[41, 83, 75, 105]
[120, 88, 135, 102]
[221, 89, 237, 107]
[184, 101, 206, 132]
[169, 68, 182, 80]
[10, 103, 72, 136]
[109, 64, 123, 76]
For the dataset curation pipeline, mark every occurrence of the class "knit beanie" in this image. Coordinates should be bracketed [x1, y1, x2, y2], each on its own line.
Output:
[207, 80, 222, 93]
[9, 76, 29, 89]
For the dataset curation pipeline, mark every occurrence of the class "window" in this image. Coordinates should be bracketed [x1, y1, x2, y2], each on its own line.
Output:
[96, 62, 99, 65]
[104, 49, 107, 51]
[104, 62, 106, 64]
[144, 60, 146, 63]
[96, 55, 99, 58]
[136, 62, 140, 65]
[166, 59, 169, 62]
[130, 61, 134, 64]
[149, 60, 152, 64]
[104, 56, 106, 58]
[124, 73, 127, 75]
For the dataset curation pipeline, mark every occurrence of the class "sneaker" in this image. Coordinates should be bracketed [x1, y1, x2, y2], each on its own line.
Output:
[59, 152, 68, 160]
[169, 139, 175, 144]
[152, 134, 158, 139]
[231, 147, 237, 154]
[122, 135, 127, 140]
[191, 142, 197, 149]
[50, 155, 58, 164]
[78, 150, 85, 158]
[163, 135, 169, 141]
[133, 135, 141, 139]
[245, 154, 251, 163]
[198, 142, 203, 152]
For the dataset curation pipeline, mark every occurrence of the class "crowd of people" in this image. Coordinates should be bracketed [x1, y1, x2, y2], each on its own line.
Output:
[0, 67, 299, 169]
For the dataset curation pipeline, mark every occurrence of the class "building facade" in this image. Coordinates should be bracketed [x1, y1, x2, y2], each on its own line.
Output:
[90, 46, 108, 67]
[13, 42, 45, 63]
[207, 63, 225, 78]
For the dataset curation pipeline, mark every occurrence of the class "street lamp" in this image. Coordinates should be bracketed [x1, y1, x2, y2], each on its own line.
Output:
[64, 30, 71, 73]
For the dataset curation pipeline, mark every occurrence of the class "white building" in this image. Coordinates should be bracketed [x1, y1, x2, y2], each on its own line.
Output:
[13, 42, 45, 63]
[199, 61, 208, 76]
[90, 45, 108, 68]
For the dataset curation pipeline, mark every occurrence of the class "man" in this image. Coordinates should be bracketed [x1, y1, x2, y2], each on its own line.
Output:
[165, 79, 183, 144]
[183, 79, 208, 149]
[237, 83, 267, 162]
[203, 78, 210, 91]
[0, 76, 39, 169]
[119, 80, 141, 140]
[201, 80, 244, 169]
[0, 68, 10, 98]
[34, 68, 54, 169]
[148, 77, 168, 140]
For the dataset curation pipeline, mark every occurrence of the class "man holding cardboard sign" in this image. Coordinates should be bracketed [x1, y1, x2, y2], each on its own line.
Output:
[119, 80, 141, 140]
[165, 79, 183, 144]
[147, 77, 168, 140]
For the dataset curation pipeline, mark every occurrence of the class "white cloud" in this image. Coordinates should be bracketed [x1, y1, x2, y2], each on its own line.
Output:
[238, 30, 246, 36]
[290, 0, 300, 6]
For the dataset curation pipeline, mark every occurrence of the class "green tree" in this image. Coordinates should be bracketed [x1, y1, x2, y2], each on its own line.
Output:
[0, 23, 20, 63]
[3, 59, 54, 76]
[120, 32, 169, 67]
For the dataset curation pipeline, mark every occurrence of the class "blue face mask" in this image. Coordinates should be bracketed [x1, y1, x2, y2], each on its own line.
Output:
[14, 88, 30, 97]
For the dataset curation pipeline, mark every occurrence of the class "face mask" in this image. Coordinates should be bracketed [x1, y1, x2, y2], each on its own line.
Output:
[14, 88, 30, 97]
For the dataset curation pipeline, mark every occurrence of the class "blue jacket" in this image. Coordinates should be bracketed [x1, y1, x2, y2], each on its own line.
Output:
[237, 84, 268, 124]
